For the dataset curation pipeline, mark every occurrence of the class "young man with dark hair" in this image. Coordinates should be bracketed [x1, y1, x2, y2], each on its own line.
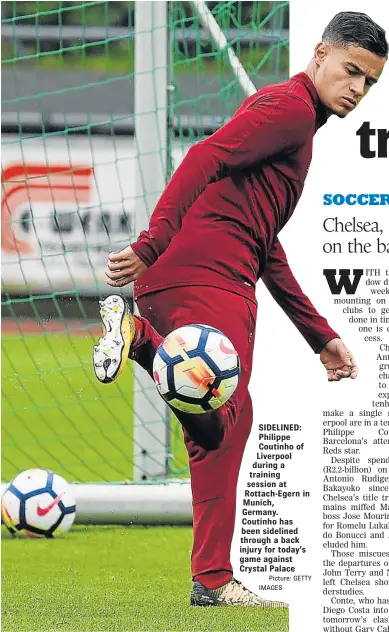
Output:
[93, 12, 387, 607]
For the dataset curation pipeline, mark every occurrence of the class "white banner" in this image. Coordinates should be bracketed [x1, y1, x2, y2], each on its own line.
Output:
[1, 137, 187, 295]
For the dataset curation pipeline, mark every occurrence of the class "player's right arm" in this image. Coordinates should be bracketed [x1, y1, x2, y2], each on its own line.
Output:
[129, 95, 313, 268]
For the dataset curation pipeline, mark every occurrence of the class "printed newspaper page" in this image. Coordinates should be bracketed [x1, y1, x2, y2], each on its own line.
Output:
[1, 2, 388, 632]
[235, 2, 389, 632]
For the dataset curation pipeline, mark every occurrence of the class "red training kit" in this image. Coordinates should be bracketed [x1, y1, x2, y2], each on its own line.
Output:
[132, 71, 339, 352]
[134, 286, 257, 582]
[129, 72, 340, 585]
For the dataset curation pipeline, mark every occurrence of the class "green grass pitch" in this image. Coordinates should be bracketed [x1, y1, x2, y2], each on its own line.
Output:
[2, 525, 289, 632]
[2, 330, 187, 482]
[2, 331, 288, 630]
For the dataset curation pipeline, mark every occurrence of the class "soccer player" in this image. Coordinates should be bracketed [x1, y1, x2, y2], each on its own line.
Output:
[93, 12, 387, 607]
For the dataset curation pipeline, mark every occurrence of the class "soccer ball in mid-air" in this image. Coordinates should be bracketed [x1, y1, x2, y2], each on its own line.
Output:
[1, 469, 76, 538]
[153, 324, 240, 414]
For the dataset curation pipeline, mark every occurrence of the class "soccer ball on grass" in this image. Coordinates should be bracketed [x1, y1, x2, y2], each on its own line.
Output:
[153, 324, 240, 414]
[1, 468, 76, 538]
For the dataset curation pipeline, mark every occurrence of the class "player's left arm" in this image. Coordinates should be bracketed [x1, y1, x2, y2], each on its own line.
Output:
[262, 238, 358, 381]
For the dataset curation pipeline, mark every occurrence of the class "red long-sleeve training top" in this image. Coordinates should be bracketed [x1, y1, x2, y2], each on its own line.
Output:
[131, 72, 339, 353]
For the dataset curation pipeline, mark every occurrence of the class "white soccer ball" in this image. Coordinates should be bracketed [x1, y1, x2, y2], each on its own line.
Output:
[1, 468, 76, 538]
[153, 324, 240, 414]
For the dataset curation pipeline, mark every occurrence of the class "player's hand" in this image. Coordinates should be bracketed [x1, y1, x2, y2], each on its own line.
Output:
[105, 246, 148, 287]
[320, 338, 358, 382]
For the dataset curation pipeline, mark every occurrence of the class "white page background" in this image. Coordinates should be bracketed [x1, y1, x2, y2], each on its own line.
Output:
[232, 3, 389, 630]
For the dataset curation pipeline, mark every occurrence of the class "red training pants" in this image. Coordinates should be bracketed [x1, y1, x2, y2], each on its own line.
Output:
[135, 286, 257, 580]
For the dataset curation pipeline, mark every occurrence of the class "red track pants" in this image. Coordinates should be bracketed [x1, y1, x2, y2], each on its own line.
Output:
[135, 286, 257, 580]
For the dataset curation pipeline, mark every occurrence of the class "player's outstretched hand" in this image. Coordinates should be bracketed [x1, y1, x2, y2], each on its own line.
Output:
[320, 338, 358, 382]
[105, 246, 148, 287]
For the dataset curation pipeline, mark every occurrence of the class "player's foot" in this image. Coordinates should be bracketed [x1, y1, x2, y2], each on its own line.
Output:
[190, 578, 288, 608]
[93, 295, 136, 384]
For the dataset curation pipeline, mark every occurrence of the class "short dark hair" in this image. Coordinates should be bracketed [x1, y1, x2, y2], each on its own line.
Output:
[322, 11, 388, 59]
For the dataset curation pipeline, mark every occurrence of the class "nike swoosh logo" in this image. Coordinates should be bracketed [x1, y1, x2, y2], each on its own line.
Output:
[37, 492, 64, 517]
[220, 339, 238, 355]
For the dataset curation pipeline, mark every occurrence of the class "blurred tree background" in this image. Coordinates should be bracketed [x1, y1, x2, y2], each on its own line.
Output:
[1, 1, 289, 75]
